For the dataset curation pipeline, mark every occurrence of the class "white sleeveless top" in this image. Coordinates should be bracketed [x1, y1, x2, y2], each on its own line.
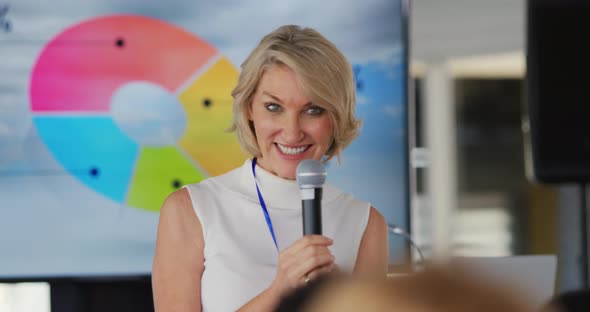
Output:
[185, 159, 370, 312]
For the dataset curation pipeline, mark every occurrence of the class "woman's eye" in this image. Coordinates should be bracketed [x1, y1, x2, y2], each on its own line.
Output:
[306, 106, 325, 115]
[265, 103, 281, 112]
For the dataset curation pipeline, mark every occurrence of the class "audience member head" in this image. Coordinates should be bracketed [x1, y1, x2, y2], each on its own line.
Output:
[276, 266, 538, 312]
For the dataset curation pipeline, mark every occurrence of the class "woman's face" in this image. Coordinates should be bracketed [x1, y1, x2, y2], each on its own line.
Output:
[249, 65, 333, 180]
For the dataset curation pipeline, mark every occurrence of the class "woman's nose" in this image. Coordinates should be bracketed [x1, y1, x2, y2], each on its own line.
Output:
[281, 114, 304, 142]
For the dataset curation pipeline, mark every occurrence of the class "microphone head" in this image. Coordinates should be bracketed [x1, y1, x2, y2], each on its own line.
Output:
[296, 159, 327, 189]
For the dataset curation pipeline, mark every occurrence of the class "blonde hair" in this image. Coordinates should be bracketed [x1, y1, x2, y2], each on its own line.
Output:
[229, 25, 361, 161]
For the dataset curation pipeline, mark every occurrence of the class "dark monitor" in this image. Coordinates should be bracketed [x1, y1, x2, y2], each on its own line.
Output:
[526, 0, 590, 183]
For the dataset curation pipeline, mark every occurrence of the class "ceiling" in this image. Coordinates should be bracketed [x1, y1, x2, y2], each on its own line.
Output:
[410, 0, 525, 62]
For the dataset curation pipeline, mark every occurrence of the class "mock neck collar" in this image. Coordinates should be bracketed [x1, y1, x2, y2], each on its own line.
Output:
[242, 159, 340, 210]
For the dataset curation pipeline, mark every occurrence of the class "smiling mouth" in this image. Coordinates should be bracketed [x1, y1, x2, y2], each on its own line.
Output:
[275, 143, 310, 155]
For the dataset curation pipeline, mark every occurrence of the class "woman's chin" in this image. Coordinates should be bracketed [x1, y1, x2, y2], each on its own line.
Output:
[276, 170, 297, 180]
[270, 164, 297, 180]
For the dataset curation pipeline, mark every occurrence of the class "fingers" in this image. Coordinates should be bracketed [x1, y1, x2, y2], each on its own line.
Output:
[275, 235, 336, 291]
[290, 245, 334, 280]
[282, 235, 333, 257]
[280, 236, 333, 271]
[302, 263, 336, 285]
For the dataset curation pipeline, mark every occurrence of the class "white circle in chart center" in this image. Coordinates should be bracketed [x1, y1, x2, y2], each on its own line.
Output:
[111, 81, 187, 147]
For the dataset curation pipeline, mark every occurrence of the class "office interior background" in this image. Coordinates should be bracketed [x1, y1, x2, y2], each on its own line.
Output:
[1, 0, 588, 311]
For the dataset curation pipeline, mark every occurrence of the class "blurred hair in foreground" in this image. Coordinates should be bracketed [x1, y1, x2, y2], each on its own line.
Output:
[276, 265, 542, 312]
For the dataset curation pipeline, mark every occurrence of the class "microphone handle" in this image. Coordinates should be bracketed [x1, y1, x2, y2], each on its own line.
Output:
[302, 188, 322, 235]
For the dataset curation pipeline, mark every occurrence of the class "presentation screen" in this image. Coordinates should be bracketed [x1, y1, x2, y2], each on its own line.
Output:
[0, 0, 409, 279]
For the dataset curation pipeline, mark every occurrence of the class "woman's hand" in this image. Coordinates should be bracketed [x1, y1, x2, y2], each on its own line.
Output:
[270, 235, 336, 296]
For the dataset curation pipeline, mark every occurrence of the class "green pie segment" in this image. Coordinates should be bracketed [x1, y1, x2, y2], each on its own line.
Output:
[126, 146, 205, 211]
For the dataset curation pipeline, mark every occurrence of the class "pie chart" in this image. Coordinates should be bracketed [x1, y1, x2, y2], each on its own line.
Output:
[29, 15, 245, 212]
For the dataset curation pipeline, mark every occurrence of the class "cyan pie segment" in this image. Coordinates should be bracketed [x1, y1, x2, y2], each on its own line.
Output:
[33, 116, 139, 203]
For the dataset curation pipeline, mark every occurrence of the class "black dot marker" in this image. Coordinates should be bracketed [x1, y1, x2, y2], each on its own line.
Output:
[203, 98, 212, 108]
[89, 167, 100, 177]
[115, 38, 125, 48]
[172, 179, 182, 189]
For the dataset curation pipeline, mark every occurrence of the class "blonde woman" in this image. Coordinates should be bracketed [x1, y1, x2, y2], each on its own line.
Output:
[152, 25, 388, 312]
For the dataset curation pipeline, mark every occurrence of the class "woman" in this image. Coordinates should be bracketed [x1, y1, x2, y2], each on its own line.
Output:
[152, 25, 388, 312]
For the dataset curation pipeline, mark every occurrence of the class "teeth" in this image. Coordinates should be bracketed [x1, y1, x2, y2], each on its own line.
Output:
[277, 144, 308, 155]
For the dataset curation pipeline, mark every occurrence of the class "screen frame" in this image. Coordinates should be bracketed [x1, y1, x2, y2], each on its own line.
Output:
[0, 0, 412, 282]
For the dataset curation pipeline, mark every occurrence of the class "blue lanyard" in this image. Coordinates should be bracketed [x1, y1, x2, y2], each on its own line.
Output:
[251, 158, 279, 251]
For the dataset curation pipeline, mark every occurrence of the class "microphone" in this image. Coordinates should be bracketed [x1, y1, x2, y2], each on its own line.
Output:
[296, 159, 327, 235]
